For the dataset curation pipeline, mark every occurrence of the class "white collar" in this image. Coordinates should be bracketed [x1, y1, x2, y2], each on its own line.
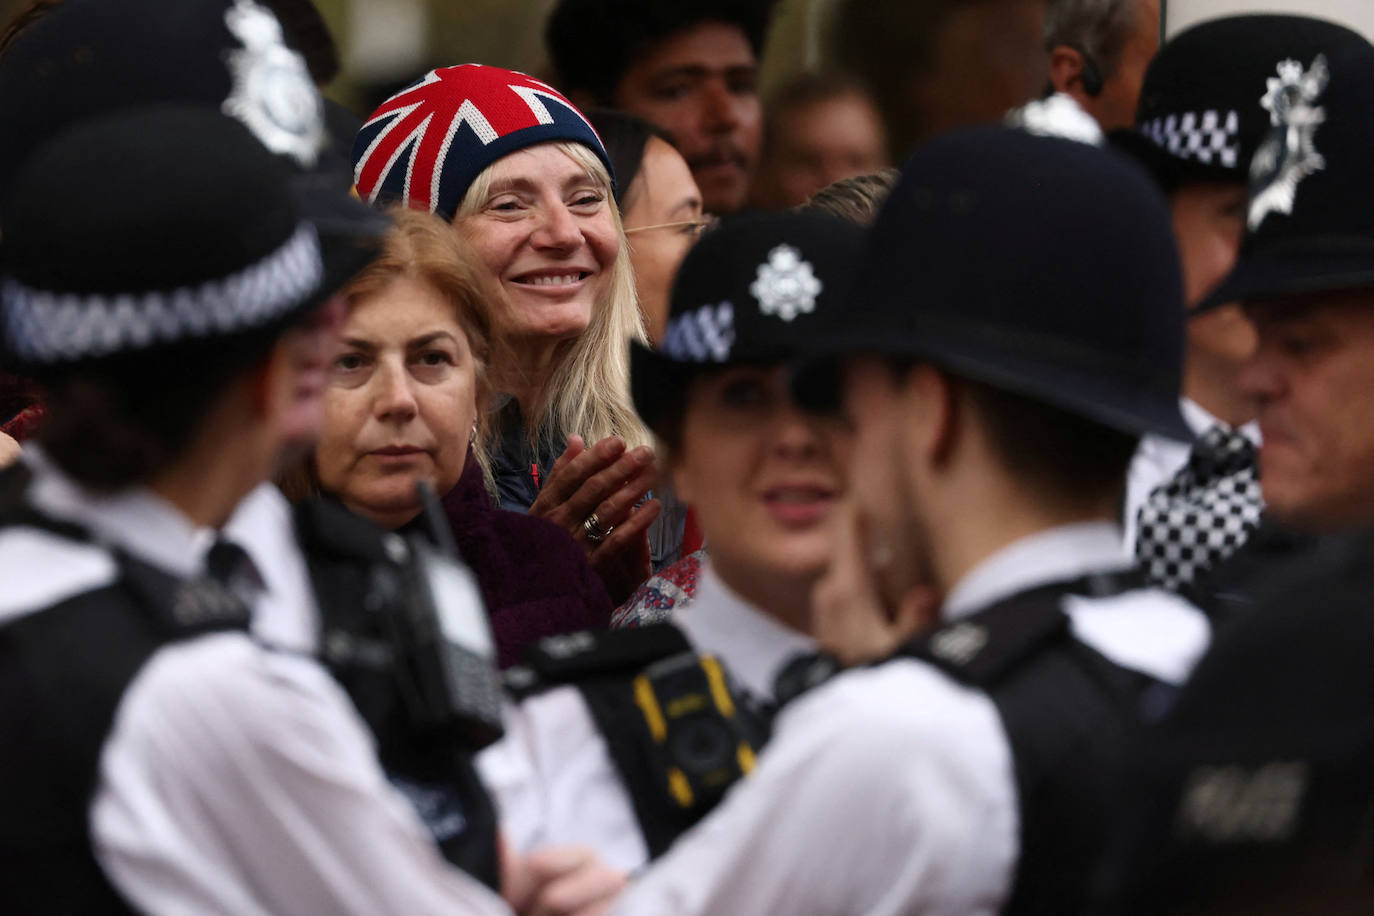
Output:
[1180, 397, 1260, 445]
[943, 521, 1132, 622]
[23, 445, 214, 579]
[675, 564, 816, 702]
[224, 483, 319, 652]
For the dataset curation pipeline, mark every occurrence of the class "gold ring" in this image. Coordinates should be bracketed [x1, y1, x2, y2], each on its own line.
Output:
[583, 512, 612, 544]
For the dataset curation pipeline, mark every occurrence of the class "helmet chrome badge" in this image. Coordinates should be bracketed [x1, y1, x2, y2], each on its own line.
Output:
[222, 0, 325, 168]
[1249, 55, 1329, 231]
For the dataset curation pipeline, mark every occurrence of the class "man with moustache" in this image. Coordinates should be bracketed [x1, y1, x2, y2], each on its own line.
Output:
[1108, 41, 1374, 913]
[545, 0, 774, 216]
[573, 124, 1212, 915]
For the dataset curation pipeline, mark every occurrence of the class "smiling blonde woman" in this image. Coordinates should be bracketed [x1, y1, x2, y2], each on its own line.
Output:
[353, 64, 667, 604]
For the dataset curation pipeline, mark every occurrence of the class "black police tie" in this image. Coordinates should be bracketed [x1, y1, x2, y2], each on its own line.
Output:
[204, 538, 260, 606]
[1135, 424, 1263, 592]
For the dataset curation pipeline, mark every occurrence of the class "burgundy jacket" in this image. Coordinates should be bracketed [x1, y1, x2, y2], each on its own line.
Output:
[434, 454, 613, 668]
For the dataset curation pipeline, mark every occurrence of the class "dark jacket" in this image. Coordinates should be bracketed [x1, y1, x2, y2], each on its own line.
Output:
[430, 453, 613, 668]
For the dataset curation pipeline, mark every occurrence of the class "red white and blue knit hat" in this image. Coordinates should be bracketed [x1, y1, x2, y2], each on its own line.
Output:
[352, 63, 614, 220]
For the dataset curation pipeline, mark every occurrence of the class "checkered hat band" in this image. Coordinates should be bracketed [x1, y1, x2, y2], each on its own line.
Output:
[2, 222, 323, 363]
[1141, 109, 1242, 169]
[662, 302, 736, 363]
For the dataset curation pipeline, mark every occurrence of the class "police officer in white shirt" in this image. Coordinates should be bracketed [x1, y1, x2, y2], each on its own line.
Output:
[1109, 40, 1374, 912]
[480, 211, 862, 870]
[576, 124, 1214, 915]
[0, 107, 514, 915]
[1110, 16, 1369, 592]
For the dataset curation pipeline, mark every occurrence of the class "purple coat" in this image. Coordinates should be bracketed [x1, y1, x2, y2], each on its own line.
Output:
[436, 453, 613, 668]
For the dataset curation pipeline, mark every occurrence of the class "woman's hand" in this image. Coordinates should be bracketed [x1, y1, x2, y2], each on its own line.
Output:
[812, 502, 940, 666]
[528, 435, 661, 604]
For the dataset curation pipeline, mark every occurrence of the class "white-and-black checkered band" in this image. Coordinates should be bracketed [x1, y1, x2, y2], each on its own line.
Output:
[1141, 109, 1242, 169]
[2, 222, 323, 363]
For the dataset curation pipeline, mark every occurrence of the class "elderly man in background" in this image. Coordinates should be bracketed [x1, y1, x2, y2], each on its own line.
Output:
[1045, 0, 1160, 132]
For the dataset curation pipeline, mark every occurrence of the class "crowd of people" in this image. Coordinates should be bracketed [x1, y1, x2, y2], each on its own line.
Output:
[2, 0, 1374, 912]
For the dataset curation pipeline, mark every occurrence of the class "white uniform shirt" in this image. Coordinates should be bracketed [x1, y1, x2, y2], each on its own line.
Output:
[614, 522, 1212, 915]
[0, 452, 509, 915]
[478, 564, 815, 872]
[1123, 399, 1260, 554]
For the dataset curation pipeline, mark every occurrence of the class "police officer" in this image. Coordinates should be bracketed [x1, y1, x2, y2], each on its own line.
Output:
[1109, 40, 1374, 912]
[0, 0, 523, 886]
[0, 105, 522, 913]
[480, 211, 863, 870]
[1110, 15, 1370, 597]
[591, 125, 1213, 914]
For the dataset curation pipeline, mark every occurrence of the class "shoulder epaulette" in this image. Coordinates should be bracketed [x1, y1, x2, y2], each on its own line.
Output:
[898, 592, 1069, 687]
[506, 623, 692, 698]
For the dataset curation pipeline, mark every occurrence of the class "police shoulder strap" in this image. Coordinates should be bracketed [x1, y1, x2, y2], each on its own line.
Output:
[903, 569, 1153, 915]
[510, 624, 770, 859]
[899, 569, 1147, 687]
[0, 462, 251, 640]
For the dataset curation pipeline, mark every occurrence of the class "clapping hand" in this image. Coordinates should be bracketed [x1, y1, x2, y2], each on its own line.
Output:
[528, 435, 661, 605]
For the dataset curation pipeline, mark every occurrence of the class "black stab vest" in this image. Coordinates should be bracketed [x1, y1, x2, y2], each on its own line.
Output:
[0, 508, 250, 913]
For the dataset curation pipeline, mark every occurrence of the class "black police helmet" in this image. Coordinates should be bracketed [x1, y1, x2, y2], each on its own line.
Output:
[630, 211, 864, 435]
[1110, 14, 1368, 192]
[793, 125, 1190, 442]
[1203, 42, 1374, 310]
[0, 0, 386, 242]
[1, 106, 378, 369]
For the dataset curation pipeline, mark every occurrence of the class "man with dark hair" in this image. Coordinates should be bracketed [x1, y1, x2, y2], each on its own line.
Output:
[586, 124, 1211, 914]
[830, 0, 1048, 159]
[748, 71, 888, 210]
[1045, 0, 1159, 131]
[545, 0, 775, 215]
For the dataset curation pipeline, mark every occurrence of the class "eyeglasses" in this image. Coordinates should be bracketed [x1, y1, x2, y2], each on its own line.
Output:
[624, 215, 719, 239]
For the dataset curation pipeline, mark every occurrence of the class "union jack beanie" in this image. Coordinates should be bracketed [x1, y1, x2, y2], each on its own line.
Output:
[352, 64, 613, 221]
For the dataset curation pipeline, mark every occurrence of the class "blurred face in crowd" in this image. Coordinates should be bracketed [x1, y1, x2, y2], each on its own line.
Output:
[671, 366, 848, 600]
[456, 143, 619, 349]
[275, 294, 349, 453]
[1173, 181, 1258, 423]
[623, 136, 706, 344]
[1076, 0, 1160, 132]
[840, 359, 939, 606]
[315, 276, 478, 529]
[752, 92, 888, 210]
[613, 21, 762, 216]
[1239, 292, 1374, 532]
[914, 0, 1048, 145]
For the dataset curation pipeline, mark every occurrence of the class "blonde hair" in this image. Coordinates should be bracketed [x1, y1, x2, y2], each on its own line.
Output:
[456, 140, 650, 455]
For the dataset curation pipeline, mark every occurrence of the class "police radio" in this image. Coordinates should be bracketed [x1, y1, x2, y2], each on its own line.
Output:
[391, 480, 505, 750]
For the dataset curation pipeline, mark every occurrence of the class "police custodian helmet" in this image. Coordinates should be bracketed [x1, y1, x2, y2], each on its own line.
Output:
[1, 106, 379, 370]
[631, 210, 864, 435]
[794, 125, 1191, 442]
[1203, 41, 1374, 310]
